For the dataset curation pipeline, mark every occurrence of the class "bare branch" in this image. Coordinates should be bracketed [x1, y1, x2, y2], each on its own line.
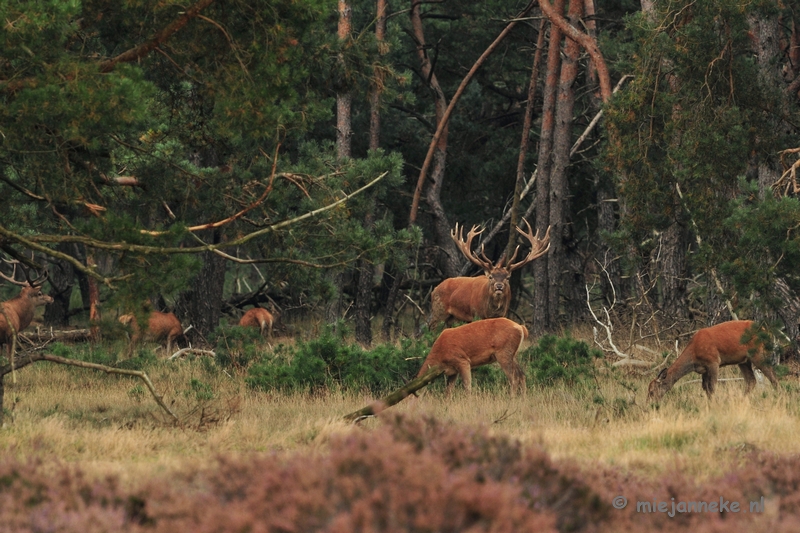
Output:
[99, 0, 216, 73]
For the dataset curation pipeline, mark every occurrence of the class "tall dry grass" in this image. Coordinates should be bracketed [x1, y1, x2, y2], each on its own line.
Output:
[1, 345, 798, 489]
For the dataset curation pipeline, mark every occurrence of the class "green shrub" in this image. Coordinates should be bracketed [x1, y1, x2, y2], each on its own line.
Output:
[520, 333, 601, 387]
[246, 329, 435, 394]
[210, 326, 266, 370]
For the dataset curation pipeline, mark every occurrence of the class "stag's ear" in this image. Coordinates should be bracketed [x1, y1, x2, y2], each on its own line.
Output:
[656, 368, 668, 381]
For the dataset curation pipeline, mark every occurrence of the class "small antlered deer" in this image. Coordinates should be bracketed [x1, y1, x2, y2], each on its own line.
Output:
[647, 320, 780, 402]
[119, 311, 185, 354]
[416, 317, 528, 395]
[239, 307, 274, 338]
[0, 271, 53, 355]
[428, 219, 550, 329]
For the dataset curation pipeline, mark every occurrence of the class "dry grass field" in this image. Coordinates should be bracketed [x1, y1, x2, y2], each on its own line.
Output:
[2, 321, 800, 531]
[2, 335, 798, 488]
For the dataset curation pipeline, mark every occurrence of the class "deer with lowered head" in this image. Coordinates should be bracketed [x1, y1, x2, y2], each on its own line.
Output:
[239, 307, 274, 338]
[647, 320, 779, 402]
[0, 268, 53, 355]
[119, 310, 185, 355]
[428, 219, 550, 329]
[416, 317, 528, 395]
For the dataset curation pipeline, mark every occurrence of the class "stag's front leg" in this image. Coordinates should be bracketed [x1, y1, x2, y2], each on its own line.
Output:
[445, 373, 459, 396]
[453, 358, 472, 394]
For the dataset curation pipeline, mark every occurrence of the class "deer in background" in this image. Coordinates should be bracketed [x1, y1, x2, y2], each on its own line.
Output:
[647, 320, 780, 402]
[0, 268, 53, 356]
[119, 311, 185, 355]
[428, 219, 550, 329]
[416, 318, 529, 395]
[239, 307, 274, 339]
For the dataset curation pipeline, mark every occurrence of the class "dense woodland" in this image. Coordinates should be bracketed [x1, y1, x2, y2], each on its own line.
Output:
[2, 0, 800, 355]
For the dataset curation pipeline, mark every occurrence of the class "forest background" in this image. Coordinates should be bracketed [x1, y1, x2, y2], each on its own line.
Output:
[2, 0, 800, 355]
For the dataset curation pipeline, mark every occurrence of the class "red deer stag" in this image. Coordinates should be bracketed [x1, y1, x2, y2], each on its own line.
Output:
[416, 317, 528, 395]
[239, 307, 274, 338]
[428, 219, 550, 328]
[119, 311, 185, 354]
[0, 270, 53, 355]
[647, 320, 779, 402]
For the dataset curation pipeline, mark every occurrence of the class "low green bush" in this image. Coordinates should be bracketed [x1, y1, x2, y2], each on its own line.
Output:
[246, 328, 434, 394]
[520, 333, 602, 387]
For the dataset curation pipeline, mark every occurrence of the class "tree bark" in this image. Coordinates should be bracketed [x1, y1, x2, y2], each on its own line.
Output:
[408, 0, 459, 278]
[660, 222, 689, 319]
[353, 0, 387, 347]
[343, 366, 445, 422]
[43, 242, 76, 327]
[533, 2, 564, 335]
[507, 19, 545, 259]
[547, 0, 582, 326]
[748, 11, 783, 196]
[175, 230, 226, 341]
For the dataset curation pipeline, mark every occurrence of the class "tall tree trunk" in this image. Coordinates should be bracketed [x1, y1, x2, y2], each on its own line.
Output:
[660, 222, 688, 318]
[353, 0, 387, 347]
[748, 11, 783, 196]
[327, 0, 353, 327]
[43, 242, 76, 327]
[175, 230, 226, 342]
[533, 1, 564, 335]
[548, 0, 582, 325]
[336, 0, 353, 160]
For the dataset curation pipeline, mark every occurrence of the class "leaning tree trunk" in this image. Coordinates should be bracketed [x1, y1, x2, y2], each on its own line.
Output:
[532, 0, 563, 335]
[409, 0, 460, 279]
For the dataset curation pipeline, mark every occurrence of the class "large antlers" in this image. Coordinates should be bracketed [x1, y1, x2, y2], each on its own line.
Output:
[0, 259, 48, 287]
[507, 218, 551, 271]
[451, 218, 551, 272]
[451, 224, 494, 270]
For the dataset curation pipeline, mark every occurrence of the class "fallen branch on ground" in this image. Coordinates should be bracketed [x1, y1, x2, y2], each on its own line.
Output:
[0, 352, 179, 424]
[344, 367, 445, 422]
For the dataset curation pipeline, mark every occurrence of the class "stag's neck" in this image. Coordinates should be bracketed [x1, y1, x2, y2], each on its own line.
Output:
[484, 291, 508, 317]
[662, 349, 698, 390]
[3, 297, 33, 330]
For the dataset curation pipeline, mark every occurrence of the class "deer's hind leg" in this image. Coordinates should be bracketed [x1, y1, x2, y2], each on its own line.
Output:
[739, 362, 757, 394]
[496, 351, 526, 395]
[701, 364, 719, 399]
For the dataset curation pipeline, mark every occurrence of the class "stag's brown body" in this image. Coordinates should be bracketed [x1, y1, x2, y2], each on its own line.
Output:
[0, 284, 53, 354]
[647, 320, 779, 401]
[239, 307, 274, 338]
[416, 317, 528, 395]
[119, 311, 184, 354]
[430, 275, 509, 326]
[428, 220, 549, 329]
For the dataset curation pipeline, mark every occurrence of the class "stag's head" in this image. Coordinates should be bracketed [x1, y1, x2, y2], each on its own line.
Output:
[451, 218, 551, 296]
[19, 284, 53, 306]
[0, 262, 52, 306]
[647, 368, 669, 402]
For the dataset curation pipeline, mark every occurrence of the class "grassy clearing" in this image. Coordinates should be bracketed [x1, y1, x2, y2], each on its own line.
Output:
[2, 338, 799, 490]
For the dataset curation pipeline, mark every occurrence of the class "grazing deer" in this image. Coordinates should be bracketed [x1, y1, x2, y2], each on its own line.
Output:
[0, 270, 53, 355]
[239, 307, 274, 338]
[647, 320, 780, 402]
[119, 311, 185, 355]
[428, 219, 550, 329]
[416, 317, 528, 395]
